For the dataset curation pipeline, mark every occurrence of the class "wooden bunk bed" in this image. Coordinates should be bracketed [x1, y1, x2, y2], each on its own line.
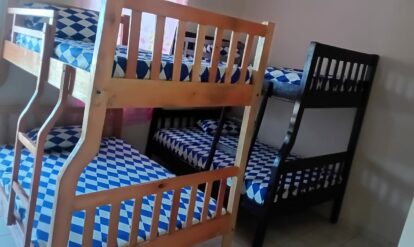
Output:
[0, 0, 274, 246]
[146, 42, 379, 246]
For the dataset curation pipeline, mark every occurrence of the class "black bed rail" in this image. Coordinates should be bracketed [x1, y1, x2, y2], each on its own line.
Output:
[300, 42, 379, 109]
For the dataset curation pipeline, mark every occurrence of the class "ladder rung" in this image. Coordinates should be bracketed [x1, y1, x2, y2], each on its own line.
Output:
[18, 132, 37, 155]
[12, 181, 29, 209]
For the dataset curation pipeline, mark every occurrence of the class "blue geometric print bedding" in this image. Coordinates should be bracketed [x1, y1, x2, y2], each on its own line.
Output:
[154, 128, 343, 205]
[153, 128, 299, 205]
[0, 138, 221, 246]
[14, 33, 252, 84]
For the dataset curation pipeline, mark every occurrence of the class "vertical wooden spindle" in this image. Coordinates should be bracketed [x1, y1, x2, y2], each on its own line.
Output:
[224, 32, 240, 84]
[201, 182, 213, 222]
[151, 15, 166, 80]
[237, 34, 254, 84]
[208, 28, 224, 83]
[191, 25, 207, 82]
[126, 11, 142, 78]
[82, 208, 95, 247]
[128, 197, 143, 246]
[150, 193, 163, 240]
[169, 189, 181, 233]
[185, 184, 198, 228]
[107, 203, 121, 247]
[172, 21, 187, 81]
[215, 179, 227, 217]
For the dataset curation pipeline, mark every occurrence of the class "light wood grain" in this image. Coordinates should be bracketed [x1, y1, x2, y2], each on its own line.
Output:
[82, 208, 95, 247]
[126, 11, 141, 78]
[107, 202, 121, 247]
[124, 0, 268, 36]
[186, 184, 198, 228]
[150, 15, 166, 80]
[168, 189, 181, 234]
[172, 21, 187, 81]
[107, 80, 254, 108]
[208, 28, 224, 83]
[191, 25, 207, 82]
[224, 32, 240, 84]
[128, 197, 142, 246]
[150, 193, 163, 240]
[201, 182, 213, 222]
[238, 34, 254, 84]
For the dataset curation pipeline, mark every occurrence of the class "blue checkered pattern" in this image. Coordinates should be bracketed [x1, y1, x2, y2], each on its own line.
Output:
[197, 119, 240, 136]
[265, 67, 303, 85]
[264, 67, 304, 100]
[154, 128, 299, 204]
[0, 138, 222, 246]
[24, 3, 99, 43]
[154, 128, 345, 204]
[26, 125, 81, 151]
[14, 34, 253, 84]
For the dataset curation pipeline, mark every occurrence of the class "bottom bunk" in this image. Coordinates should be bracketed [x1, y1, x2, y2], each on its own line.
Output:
[0, 134, 225, 246]
[151, 127, 343, 205]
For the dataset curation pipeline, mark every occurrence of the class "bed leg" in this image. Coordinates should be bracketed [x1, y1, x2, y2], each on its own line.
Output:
[330, 194, 344, 224]
[252, 214, 270, 247]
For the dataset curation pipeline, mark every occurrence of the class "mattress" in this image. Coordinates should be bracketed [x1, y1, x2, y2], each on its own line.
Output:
[15, 33, 252, 84]
[264, 67, 304, 100]
[0, 138, 221, 246]
[154, 128, 342, 205]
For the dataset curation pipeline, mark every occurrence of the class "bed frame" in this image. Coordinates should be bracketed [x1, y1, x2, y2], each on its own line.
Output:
[147, 42, 379, 246]
[0, 0, 274, 246]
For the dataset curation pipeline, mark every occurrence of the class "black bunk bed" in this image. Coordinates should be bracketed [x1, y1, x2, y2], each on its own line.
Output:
[146, 42, 379, 246]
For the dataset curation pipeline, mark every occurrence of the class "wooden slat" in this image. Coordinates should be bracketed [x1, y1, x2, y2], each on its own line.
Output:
[172, 21, 187, 81]
[8, 7, 55, 18]
[141, 215, 232, 247]
[74, 167, 239, 210]
[186, 184, 198, 228]
[82, 208, 95, 247]
[18, 132, 36, 155]
[238, 34, 254, 84]
[12, 181, 29, 208]
[12, 25, 44, 39]
[3, 41, 91, 102]
[224, 32, 240, 84]
[126, 11, 141, 78]
[150, 15, 166, 80]
[201, 182, 213, 222]
[191, 25, 207, 82]
[150, 193, 163, 240]
[107, 80, 254, 108]
[120, 15, 130, 46]
[215, 179, 227, 217]
[168, 189, 181, 234]
[128, 197, 142, 246]
[124, 0, 268, 36]
[208, 28, 224, 83]
[107, 203, 121, 247]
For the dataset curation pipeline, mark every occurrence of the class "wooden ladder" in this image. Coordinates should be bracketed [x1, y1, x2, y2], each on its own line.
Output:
[7, 63, 75, 247]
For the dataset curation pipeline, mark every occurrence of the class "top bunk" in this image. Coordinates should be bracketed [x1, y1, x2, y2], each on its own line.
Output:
[1, 0, 274, 108]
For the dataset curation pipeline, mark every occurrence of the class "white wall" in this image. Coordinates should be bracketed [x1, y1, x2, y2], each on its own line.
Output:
[242, 0, 414, 245]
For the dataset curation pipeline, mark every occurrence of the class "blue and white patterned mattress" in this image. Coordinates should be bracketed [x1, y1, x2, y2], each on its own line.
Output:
[0, 138, 221, 246]
[15, 34, 252, 84]
[153, 128, 300, 205]
[154, 128, 343, 205]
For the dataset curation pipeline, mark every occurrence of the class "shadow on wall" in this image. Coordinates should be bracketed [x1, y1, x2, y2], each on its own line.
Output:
[341, 55, 414, 245]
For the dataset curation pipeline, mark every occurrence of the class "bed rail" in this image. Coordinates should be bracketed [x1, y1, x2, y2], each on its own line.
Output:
[70, 167, 238, 246]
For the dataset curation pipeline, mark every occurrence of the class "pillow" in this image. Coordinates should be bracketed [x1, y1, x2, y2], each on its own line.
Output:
[23, 3, 99, 43]
[26, 125, 81, 151]
[197, 119, 240, 136]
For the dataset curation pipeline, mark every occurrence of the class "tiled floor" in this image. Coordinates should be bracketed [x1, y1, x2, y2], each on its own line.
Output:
[0, 210, 384, 246]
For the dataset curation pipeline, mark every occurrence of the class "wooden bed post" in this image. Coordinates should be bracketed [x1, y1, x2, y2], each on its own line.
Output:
[0, 0, 17, 85]
[222, 22, 275, 246]
[47, 1, 124, 246]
